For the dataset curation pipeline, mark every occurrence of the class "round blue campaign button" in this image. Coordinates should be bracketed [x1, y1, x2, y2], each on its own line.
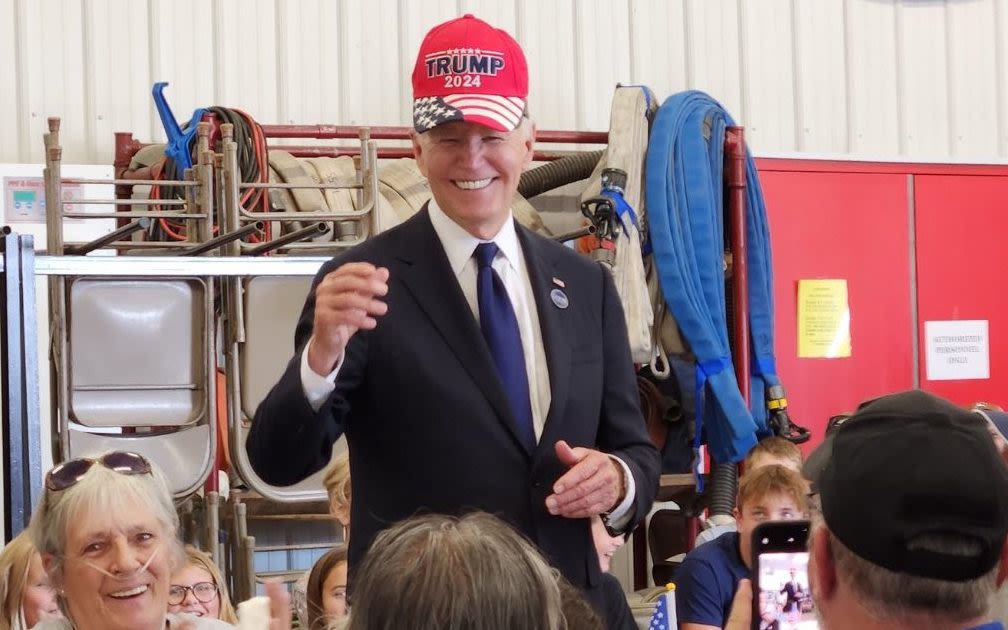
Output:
[550, 288, 569, 309]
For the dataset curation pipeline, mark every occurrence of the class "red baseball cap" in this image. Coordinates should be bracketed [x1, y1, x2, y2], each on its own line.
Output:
[411, 14, 528, 133]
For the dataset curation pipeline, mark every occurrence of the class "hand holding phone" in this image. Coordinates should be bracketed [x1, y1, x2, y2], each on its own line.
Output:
[751, 520, 819, 630]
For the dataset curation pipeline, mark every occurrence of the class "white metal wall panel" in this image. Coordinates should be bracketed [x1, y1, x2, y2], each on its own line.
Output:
[997, 0, 1008, 156]
[792, 0, 848, 154]
[946, 0, 999, 158]
[627, 0, 689, 104]
[83, 0, 151, 161]
[21, 0, 88, 164]
[845, 0, 901, 156]
[5, 0, 1008, 165]
[739, 0, 797, 153]
[573, 0, 633, 132]
[0, 0, 21, 158]
[897, 1, 950, 159]
[341, 0, 404, 126]
[213, 0, 279, 124]
[147, 1, 215, 144]
[276, 1, 341, 129]
[522, 1, 579, 131]
[684, 0, 744, 126]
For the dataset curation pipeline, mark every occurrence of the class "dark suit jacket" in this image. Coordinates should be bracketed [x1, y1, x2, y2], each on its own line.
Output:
[247, 207, 660, 591]
[781, 581, 804, 612]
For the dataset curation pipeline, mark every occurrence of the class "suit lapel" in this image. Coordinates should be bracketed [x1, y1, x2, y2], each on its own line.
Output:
[517, 226, 572, 460]
[393, 208, 534, 456]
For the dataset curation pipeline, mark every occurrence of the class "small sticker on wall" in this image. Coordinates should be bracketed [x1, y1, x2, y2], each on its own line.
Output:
[925, 320, 989, 381]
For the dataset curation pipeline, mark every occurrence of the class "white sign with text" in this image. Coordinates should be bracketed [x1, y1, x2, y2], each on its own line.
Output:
[925, 320, 990, 381]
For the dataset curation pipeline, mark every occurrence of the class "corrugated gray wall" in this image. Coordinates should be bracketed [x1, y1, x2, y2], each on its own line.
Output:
[2, 0, 1008, 164]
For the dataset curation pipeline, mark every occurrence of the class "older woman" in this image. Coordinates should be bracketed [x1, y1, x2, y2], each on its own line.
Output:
[346, 512, 563, 630]
[0, 530, 60, 629]
[28, 452, 232, 630]
[168, 546, 238, 624]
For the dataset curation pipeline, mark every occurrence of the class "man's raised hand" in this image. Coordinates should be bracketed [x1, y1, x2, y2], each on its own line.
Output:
[307, 262, 389, 375]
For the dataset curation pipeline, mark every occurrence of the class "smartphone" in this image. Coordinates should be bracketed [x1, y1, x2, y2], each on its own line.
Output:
[751, 520, 819, 630]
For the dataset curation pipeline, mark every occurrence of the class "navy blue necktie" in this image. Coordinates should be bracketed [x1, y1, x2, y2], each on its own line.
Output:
[474, 242, 536, 450]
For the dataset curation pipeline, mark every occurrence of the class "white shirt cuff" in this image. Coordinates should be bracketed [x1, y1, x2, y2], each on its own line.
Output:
[602, 454, 636, 531]
[300, 338, 342, 413]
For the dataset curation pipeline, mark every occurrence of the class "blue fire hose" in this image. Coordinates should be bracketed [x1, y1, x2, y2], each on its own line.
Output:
[645, 90, 780, 466]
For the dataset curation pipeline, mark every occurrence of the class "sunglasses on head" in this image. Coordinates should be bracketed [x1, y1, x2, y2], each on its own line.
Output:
[45, 451, 152, 491]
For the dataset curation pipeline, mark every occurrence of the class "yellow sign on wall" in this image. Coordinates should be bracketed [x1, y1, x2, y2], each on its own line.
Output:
[797, 279, 851, 358]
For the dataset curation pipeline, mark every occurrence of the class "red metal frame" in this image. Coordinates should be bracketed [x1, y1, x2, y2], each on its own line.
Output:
[726, 128, 751, 409]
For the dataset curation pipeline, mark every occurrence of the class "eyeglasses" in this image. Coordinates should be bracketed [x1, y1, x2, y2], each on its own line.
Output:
[45, 451, 152, 491]
[168, 582, 218, 605]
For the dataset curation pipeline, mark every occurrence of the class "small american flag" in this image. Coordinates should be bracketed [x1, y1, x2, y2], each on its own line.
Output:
[647, 587, 676, 630]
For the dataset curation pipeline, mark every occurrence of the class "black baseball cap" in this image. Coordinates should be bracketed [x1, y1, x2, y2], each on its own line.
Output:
[803, 389, 1008, 581]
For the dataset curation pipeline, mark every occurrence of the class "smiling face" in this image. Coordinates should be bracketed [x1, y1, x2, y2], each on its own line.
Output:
[167, 564, 219, 620]
[50, 500, 171, 630]
[590, 516, 624, 573]
[22, 553, 60, 626]
[412, 119, 535, 239]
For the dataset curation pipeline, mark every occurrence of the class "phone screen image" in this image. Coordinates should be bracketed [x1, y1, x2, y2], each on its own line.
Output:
[755, 551, 818, 630]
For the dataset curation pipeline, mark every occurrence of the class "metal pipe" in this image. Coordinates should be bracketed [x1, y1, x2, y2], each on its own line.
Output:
[552, 225, 596, 243]
[239, 181, 360, 190]
[244, 222, 330, 256]
[70, 198, 187, 206]
[64, 218, 151, 255]
[173, 222, 263, 257]
[63, 177, 195, 187]
[237, 208, 368, 221]
[44, 118, 64, 257]
[195, 123, 214, 245]
[61, 211, 208, 219]
[725, 126, 750, 408]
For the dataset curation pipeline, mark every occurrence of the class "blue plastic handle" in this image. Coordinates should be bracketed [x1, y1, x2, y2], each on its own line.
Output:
[151, 82, 207, 172]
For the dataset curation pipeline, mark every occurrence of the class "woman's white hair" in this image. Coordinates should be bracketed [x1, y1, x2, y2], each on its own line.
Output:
[28, 455, 183, 578]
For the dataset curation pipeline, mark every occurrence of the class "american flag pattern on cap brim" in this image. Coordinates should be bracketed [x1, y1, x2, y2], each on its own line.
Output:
[413, 97, 464, 132]
[413, 94, 525, 132]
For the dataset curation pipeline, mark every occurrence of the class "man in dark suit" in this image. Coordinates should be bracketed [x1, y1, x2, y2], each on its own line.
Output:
[780, 568, 804, 616]
[247, 14, 659, 627]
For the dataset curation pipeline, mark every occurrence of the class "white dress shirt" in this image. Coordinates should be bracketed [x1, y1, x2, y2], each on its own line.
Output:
[299, 200, 635, 525]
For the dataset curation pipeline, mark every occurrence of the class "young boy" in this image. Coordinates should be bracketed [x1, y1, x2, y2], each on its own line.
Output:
[675, 464, 808, 630]
[694, 436, 804, 546]
[743, 436, 802, 473]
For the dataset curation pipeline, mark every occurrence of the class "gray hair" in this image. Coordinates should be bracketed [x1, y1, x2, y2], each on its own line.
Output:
[347, 512, 564, 630]
[811, 512, 997, 623]
[28, 456, 183, 577]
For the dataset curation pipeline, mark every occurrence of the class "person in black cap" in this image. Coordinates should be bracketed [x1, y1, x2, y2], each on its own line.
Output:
[804, 389, 1008, 630]
[972, 402, 1008, 466]
[718, 389, 1008, 630]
